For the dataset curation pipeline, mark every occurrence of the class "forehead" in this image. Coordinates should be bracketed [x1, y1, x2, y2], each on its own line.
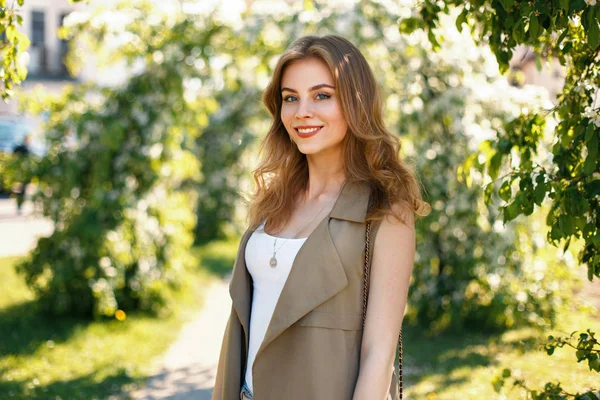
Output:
[281, 57, 334, 88]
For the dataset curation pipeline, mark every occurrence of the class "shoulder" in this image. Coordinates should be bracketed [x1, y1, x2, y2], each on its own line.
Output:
[380, 201, 415, 235]
[373, 202, 415, 257]
[384, 201, 414, 227]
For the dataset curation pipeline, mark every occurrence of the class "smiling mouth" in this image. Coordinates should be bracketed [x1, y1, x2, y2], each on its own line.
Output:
[294, 126, 323, 137]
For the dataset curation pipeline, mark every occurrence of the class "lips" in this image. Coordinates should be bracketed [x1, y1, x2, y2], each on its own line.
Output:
[294, 126, 323, 138]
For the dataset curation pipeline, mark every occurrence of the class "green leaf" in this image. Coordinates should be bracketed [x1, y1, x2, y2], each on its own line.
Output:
[513, 19, 525, 42]
[489, 152, 503, 181]
[587, 7, 596, 28]
[399, 17, 420, 34]
[583, 157, 595, 176]
[6, 25, 17, 41]
[17, 0, 23, 5]
[590, 357, 600, 372]
[16, 33, 30, 52]
[583, 222, 596, 239]
[483, 184, 492, 204]
[492, 376, 504, 392]
[534, 180, 546, 206]
[529, 15, 540, 40]
[589, 17, 600, 50]
[519, 176, 533, 192]
[500, 0, 515, 11]
[427, 30, 441, 50]
[0, 0, 5, 8]
[592, 233, 600, 248]
[563, 236, 571, 252]
[574, 0, 589, 13]
[585, 123, 595, 142]
[455, 8, 468, 33]
[556, 28, 569, 46]
[584, 180, 600, 196]
[559, 0, 569, 12]
[559, 214, 575, 236]
[516, 191, 533, 214]
[500, 180, 512, 201]
[587, 130, 598, 159]
[497, 51, 511, 73]
[498, 137, 512, 153]
[503, 201, 520, 222]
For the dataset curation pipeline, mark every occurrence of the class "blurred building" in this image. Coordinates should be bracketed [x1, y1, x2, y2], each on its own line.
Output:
[0, 0, 86, 115]
[22, 0, 82, 80]
[0, 0, 184, 117]
[508, 45, 566, 102]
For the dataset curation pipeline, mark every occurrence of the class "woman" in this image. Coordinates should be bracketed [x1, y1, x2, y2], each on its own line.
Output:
[212, 35, 430, 400]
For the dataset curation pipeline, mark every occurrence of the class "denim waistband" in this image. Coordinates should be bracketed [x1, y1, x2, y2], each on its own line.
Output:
[241, 381, 392, 399]
[240, 380, 254, 399]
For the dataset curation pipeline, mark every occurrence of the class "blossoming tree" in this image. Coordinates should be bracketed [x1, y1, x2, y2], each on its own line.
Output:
[402, 0, 599, 397]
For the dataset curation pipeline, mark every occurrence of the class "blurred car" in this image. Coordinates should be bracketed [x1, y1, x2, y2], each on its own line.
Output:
[0, 118, 30, 155]
[0, 116, 46, 194]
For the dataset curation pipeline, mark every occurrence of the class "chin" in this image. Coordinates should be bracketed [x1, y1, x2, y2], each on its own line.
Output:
[296, 143, 339, 157]
[295, 143, 322, 154]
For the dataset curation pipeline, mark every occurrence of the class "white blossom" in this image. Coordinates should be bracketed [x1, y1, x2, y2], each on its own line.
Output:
[584, 106, 600, 127]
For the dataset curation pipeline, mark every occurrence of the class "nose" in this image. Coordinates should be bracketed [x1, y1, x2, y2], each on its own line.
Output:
[295, 99, 313, 119]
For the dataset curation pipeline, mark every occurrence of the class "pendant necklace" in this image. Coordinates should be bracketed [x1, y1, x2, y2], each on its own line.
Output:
[269, 182, 345, 268]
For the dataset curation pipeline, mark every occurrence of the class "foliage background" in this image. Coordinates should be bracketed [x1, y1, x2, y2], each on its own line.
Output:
[4, 1, 577, 335]
[0, 0, 597, 397]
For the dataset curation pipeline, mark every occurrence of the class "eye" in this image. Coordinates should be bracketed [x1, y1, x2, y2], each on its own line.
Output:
[282, 95, 297, 102]
[316, 92, 331, 100]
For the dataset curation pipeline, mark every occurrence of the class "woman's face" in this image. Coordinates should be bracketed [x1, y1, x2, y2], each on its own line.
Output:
[280, 57, 348, 158]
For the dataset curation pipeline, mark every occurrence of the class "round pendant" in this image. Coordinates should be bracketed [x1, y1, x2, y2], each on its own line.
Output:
[269, 256, 277, 268]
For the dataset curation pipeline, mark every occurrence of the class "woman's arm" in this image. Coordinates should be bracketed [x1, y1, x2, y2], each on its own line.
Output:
[352, 203, 416, 400]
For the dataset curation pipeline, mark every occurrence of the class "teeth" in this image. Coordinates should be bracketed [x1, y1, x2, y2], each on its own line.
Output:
[297, 127, 320, 133]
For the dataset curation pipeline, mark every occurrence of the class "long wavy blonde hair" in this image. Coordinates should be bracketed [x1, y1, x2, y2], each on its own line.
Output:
[245, 35, 430, 232]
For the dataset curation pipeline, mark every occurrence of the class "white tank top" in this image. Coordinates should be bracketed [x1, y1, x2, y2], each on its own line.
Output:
[243, 221, 307, 392]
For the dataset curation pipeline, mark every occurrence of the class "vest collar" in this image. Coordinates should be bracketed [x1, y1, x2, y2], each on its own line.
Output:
[329, 179, 371, 223]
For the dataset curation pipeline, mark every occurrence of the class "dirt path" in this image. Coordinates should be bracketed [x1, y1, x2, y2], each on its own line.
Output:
[129, 276, 232, 400]
[0, 193, 234, 399]
[0, 196, 53, 257]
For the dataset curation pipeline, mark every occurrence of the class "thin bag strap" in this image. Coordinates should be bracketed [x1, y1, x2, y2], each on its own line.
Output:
[362, 199, 403, 399]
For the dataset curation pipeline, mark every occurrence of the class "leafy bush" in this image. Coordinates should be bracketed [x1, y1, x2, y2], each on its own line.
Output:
[383, 10, 574, 333]
[5, 0, 575, 331]
[16, 21, 203, 317]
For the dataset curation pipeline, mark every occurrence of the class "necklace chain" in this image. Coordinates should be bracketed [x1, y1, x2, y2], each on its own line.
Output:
[268, 181, 345, 268]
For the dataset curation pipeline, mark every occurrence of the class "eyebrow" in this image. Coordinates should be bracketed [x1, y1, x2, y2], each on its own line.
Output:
[281, 84, 335, 93]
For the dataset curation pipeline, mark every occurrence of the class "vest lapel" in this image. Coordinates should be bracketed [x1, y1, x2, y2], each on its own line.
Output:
[228, 227, 254, 354]
[228, 180, 371, 365]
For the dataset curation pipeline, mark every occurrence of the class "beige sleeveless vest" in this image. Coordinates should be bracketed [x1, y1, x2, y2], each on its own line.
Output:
[212, 180, 400, 400]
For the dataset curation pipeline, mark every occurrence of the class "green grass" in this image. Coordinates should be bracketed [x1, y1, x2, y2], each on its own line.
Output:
[2, 238, 598, 400]
[403, 304, 600, 399]
[191, 235, 240, 278]
[0, 237, 240, 400]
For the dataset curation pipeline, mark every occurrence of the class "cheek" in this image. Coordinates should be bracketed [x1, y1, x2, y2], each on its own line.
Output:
[322, 101, 343, 120]
[324, 105, 348, 133]
[281, 107, 294, 127]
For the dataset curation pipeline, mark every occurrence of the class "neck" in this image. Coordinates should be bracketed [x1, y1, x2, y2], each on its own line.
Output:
[304, 152, 346, 202]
